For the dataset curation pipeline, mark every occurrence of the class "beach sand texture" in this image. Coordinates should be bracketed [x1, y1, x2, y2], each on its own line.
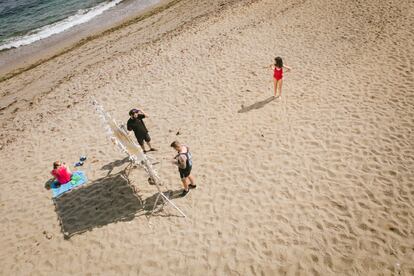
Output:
[0, 0, 413, 275]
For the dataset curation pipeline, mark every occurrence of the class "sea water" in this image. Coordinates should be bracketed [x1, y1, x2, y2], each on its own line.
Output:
[0, 0, 142, 51]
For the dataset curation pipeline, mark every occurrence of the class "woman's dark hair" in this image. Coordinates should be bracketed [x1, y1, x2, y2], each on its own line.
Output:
[53, 161, 61, 169]
[275, 56, 283, 68]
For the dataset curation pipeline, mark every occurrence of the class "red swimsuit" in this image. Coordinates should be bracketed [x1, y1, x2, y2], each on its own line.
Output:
[273, 67, 283, 80]
[51, 166, 72, 184]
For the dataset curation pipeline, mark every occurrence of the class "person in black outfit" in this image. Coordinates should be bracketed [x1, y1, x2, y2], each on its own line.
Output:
[171, 140, 196, 197]
[127, 108, 157, 153]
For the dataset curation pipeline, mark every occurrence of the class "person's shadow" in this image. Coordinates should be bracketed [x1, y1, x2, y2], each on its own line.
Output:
[100, 157, 130, 175]
[238, 96, 275, 113]
[51, 171, 184, 239]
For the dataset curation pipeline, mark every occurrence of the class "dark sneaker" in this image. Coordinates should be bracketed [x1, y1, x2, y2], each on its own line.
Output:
[149, 148, 157, 151]
[181, 189, 189, 197]
[189, 184, 197, 189]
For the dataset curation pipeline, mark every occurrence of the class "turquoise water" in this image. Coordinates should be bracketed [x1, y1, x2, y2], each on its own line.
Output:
[0, 0, 121, 49]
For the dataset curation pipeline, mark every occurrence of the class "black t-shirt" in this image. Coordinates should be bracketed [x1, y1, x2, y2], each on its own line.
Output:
[127, 114, 148, 137]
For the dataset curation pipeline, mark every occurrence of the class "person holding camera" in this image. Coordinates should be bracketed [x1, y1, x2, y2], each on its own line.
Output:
[127, 108, 157, 153]
[171, 141, 196, 197]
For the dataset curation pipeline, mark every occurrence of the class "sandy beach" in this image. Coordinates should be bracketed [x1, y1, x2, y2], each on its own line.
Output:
[0, 0, 413, 275]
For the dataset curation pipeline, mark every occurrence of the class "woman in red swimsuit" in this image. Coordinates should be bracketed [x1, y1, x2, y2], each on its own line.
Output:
[270, 56, 291, 98]
[51, 161, 72, 185]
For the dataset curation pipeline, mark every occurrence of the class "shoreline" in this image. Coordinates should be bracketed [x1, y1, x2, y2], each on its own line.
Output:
[0, 0, 179, 83]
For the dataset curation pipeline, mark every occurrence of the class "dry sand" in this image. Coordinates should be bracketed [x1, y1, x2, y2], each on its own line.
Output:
[0, 0, 413, 275]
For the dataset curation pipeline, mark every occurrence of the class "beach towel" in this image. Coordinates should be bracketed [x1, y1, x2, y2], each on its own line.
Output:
[51, 171, 88, 198]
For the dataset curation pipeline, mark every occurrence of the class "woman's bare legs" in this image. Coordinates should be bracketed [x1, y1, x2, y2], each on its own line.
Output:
[273, 78, 283, 98]
[277, 79, 283, 98]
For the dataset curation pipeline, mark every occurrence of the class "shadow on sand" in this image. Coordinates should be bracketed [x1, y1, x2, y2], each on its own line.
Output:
[238, 96, 275, 113]
[100, 157, 130, 175]
[52, 171, 184, 239]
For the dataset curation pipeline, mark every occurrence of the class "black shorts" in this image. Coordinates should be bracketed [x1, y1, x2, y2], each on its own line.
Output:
[136, 133, 151, 146]
[179, 166, 192, 179]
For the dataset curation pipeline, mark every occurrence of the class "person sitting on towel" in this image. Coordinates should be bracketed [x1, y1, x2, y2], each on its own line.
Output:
[51, 161, 72, 185]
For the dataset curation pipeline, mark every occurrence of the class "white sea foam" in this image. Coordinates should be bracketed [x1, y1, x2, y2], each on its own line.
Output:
[0, 0, 123, 51]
